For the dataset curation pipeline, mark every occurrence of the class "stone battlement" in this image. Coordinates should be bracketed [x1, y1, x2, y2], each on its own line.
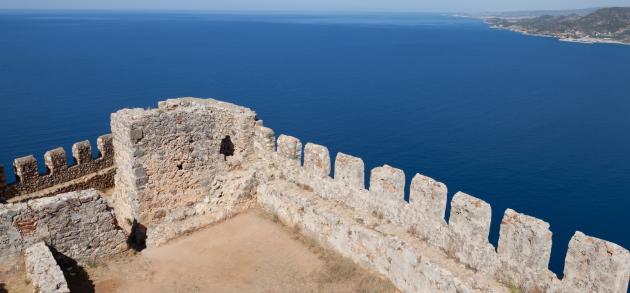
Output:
[0, 97, 628, 293]
[253, 126, 629, 293]
[0, 135, 116, 202]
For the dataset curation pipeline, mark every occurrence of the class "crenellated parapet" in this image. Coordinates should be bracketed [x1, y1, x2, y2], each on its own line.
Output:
[252, 122, 630, 293]
[0, 134, 116, 202]
[3, 98, 626, 293]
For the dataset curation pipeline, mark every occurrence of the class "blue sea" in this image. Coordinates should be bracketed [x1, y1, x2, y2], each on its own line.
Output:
[1, 11, 629, 276]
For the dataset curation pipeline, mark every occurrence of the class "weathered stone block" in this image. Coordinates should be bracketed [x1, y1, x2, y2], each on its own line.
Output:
[369, 165, 405, 200]
[277, 134, 302, 162]
[334, 153, 365, 189]
[25, 242, 70, 293]
[448, 192, 491, 244]
[497, 209, 553, 291]
[72, 140, 92, 164]
[562, 231, 630, 293]
[448, 192, 498, 274]
[445, 193, 499, 274]
[409, 173, 447, 222]
[44, 147, 68, 174]
[97, 134, 114, 158]
[255, 125, 275, 152]
[14, 155, 39, 183]
[304, 143, 331, 178]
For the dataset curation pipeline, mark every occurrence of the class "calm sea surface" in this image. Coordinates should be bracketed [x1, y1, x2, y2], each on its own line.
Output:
[1, 11, 629, 276]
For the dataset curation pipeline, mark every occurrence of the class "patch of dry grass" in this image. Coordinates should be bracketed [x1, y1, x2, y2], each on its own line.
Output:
[314, 251, 397, 293]
[256, 209, 399, 292]
[315, 252, 358, 283]
[356, 275, 399, 293]
[286, 224, 398, 293]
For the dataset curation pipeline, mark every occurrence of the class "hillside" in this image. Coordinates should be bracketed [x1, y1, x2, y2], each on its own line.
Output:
[486, 7, 630, 44]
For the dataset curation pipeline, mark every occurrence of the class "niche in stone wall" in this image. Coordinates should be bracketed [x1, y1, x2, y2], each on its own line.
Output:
[219, 136, 235, 160]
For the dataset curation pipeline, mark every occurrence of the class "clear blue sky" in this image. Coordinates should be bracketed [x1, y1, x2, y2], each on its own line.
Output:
[1, 0, 630, 13]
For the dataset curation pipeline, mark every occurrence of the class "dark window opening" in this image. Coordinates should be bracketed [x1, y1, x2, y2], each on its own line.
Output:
[220, 136, 235, 160]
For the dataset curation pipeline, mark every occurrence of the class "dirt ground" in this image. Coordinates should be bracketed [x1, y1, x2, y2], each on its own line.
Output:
[37, 208, 396, 293]
[0, 260, 32, 293]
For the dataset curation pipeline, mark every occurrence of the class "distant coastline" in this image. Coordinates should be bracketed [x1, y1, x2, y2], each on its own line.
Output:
[458, 7, 630, 46]
[484, 19, 630, 46]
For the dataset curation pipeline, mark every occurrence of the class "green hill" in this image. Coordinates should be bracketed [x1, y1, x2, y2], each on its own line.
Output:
[487, 7, 630, 44]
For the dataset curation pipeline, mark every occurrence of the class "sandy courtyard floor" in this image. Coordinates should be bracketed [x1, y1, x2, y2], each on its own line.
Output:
[69, 209, 398, 293]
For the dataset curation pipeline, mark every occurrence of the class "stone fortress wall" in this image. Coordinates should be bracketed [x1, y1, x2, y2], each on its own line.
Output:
[110, 98, 259, 246]
[0, 97, 628, 293]
[0, 134, 116, 203]
[0, 189, 127, 265]
[252, 125, 630, 293]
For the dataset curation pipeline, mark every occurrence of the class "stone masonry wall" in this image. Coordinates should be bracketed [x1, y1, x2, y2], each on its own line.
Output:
[25, 242, 70, 293]
[0, 189, 127, 266]
[0, 134, 115, 203]
[252, 123, 630, 293]
[110, 98, 259, 246]
[5, 98, 625, 293]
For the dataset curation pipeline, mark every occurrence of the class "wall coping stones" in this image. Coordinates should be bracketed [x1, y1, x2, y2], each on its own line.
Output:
[25, 242, 70, 293]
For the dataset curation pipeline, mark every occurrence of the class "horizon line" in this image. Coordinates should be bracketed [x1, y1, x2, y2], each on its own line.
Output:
[0, 6, 623, 15]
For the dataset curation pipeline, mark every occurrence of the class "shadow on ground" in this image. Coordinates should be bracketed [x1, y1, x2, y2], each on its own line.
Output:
[50, 246, 95, 293]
